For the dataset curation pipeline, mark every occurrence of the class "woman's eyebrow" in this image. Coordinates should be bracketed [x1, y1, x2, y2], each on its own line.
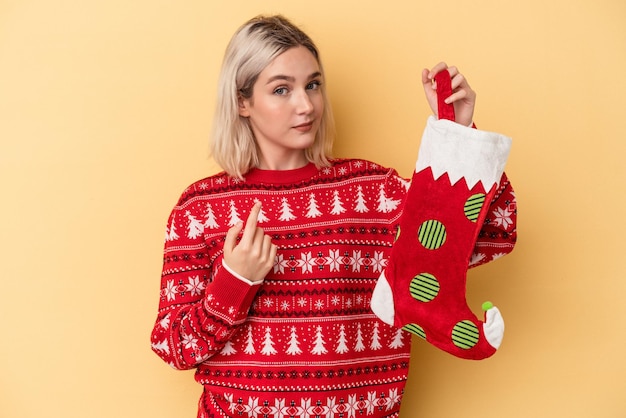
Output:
[266, 72, 322, 84]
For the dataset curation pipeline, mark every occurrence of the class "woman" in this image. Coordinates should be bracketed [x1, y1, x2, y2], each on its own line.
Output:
[151, 15, 516, 418]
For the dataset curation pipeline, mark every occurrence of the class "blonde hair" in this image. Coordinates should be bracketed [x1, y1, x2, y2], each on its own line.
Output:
[209, 15, 335, 179]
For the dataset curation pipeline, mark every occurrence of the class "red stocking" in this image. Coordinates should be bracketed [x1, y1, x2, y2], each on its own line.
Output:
[371, 71, 511, 360]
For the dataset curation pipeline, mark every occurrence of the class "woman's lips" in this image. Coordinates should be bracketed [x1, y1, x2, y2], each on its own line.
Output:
[293, 121, 313, 132]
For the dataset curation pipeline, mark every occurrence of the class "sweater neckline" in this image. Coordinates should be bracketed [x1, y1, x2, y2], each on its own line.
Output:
[244, 163, 320, 185]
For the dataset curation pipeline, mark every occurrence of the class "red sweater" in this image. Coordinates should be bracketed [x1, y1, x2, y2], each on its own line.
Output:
[151, 159, 516, 418]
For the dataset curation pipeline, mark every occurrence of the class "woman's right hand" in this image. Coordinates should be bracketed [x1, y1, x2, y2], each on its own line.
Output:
[223, 202, 277, 283]
[421, 62, 476, 127]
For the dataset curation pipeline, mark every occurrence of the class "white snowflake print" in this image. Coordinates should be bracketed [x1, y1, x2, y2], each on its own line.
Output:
[371, 251, 388, 273]
[338, 166, 348, 175]
[322, 167, 332, 175]
[491, 206, 514, 229]
[215, 177, 225, 184]
[263, 298, 274, 308]
[164, 279, 177, 301]
[331, 295, 341, 306]
[280, 300, 290, 311]
[300, 252, 315, 273]
[346, 394, 359, 413]
[198, 182, 209, 190]
[182, 333, 198, 350]
[352, 250, 364, 272]
[186, 275, 205, 296]
[326, 249, 342, 272]
[273, 254, 285, 274]
[352, 160, 363, 168]
[387, 388, 401, 409]
[314, 299, 325, 310]
[297, 297, 307, 308]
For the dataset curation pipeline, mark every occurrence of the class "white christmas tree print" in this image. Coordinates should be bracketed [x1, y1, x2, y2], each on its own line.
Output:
[370, 322, 382, 350]
[253, 198, 270, 223]
[203, 203, 219, 229]
[185, 210, 204, 239]
[261, 327, 277, 355]
[285, 327, 303, 355]
[353, 185, 370, 213]
[165, 215, 179, 241]
[311, 326, 328, 355]
[376, 184, 401, 213]
[305, 193, 323, 218]
[220, 340, 237, 356]
[399, 177, 411, 190]
[354, 323, 365, 352]
[278, 197, 296, 221]
[330, 190, 346, 215]
[388, 328, 405, 349]
[227, 200, 243, 227]
[159, 313, 171, 329]
[151, 340, 170, 355]
[469, 252, 487, 266]
[335, 324, 349, 354]
[244, 325, 255, 355]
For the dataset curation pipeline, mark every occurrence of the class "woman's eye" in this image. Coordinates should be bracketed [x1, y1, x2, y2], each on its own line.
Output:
[307, 80, 322, 90]
[274, 87, 288, 95]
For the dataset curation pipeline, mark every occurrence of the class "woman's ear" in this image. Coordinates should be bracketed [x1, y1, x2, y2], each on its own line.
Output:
[238, 94, 250, 117]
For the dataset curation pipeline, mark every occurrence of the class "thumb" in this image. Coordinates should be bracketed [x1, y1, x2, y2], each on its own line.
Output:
[421, 68, 432, 86]
[223, 222, 243, 255]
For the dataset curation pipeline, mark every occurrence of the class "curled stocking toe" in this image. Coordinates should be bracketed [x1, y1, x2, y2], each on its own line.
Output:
[483, 303, 504, 349]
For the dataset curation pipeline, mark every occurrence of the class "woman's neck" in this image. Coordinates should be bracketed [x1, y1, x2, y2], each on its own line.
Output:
[257, 153, 309, 171]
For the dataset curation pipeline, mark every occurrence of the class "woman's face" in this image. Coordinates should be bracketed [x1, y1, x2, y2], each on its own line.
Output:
[239, 46, 324, 170]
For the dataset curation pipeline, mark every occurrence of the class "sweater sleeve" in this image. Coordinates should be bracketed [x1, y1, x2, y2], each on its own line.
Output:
[470, 172, 517, 267]
[150, 204, 262, 370]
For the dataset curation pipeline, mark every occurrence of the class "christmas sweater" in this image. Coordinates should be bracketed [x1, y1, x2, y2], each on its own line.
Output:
[151, 137, 516, 417]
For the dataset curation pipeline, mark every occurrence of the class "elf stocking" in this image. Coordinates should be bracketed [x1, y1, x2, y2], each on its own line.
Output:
[371, 70, 512, 360]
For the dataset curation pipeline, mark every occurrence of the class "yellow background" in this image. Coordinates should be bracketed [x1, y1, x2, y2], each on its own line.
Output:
[1, 1, 625, 417]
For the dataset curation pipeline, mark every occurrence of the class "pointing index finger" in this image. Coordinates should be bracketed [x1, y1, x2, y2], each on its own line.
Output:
[241, 202, 261, 239]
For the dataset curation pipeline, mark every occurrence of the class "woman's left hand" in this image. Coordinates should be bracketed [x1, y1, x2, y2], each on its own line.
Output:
[421, 62, 476, 127]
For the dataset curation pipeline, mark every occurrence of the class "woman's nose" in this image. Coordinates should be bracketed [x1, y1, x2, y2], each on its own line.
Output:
[294, 89, 314, 114]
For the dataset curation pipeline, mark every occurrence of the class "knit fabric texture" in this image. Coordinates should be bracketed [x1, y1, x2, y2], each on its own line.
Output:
[151, 158, 516, 418]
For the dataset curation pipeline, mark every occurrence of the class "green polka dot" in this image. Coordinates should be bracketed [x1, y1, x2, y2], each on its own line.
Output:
[417, 220, 446, 249]
[403, 323, 426, 340]
[409, 273, 440, 302]
[464, 193, 486, 222]
[451, 320, 480, 349]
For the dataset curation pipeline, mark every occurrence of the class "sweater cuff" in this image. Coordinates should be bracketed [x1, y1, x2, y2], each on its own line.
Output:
[221, 259, 264, 286]
[202, 262, 261, 325]
[415, 116, 512, 189]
